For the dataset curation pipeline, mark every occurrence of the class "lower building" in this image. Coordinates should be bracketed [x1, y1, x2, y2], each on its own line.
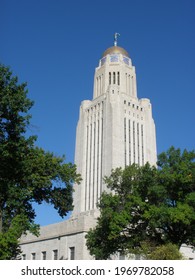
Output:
[19, 211, 195, 260]
[20, 210, 98, 260]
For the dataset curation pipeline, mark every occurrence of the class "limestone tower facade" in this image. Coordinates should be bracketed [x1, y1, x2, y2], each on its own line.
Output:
[73, 35, 157, 215]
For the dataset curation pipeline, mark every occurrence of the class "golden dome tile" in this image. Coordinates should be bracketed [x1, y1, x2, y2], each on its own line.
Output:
[102, 46, 129, 58]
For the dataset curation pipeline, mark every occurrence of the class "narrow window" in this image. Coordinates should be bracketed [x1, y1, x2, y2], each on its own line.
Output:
[85, 125, 89, 211]
[125, 73, 128, 92]
[22, 254, 26, 260]
[129, 119, 131, 165]
[89, 123, 92, 209]
[100, 117, 103, 195]
[113, 72, 116, 84]
[117, 72, 120, 85]
[124, 118, 127, 166]
[53, 249, 58, 260]
[31, 253, 36, 260]
[97, 119, 99, 201]
[42, 251, 46, 260]
[92, 121, 96, 208]
[137, 123, 140, 165]
[109, 72, 111, 85]
[69, 247, 75, 260]
[133, 121, 135, 162]
[124, 118, 126, 143]
[141, 124, 144, 165]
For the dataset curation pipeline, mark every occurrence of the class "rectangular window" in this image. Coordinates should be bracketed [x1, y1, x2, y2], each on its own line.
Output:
[101, 57, 106, 66]
[133, 121, 135, 162]
[97, 119, 99, 201]
[109, 72, 111, 85]
[22, 254, 26, 260]
[85, 125, 89, 211]
[124, 118, 127, 166]
[31, 253, 36, 260]
[123, 56, 129, 65]
[128, 119, 131, 165]
[100, 117, 103, 195]
[141, 124, 144, 165]
[42, 251, 46, 260]
[69, 247, 75, 260]
[110, 54, 118, 62]
[117, 72, 120, 85]
[53, 249, 58, 260]
[89, 123, 92, 209]
[124, 118, 126, 142]
[113, 72, 116, 84]
[137, 123, 140, 165]
[92, 121, 96, 208]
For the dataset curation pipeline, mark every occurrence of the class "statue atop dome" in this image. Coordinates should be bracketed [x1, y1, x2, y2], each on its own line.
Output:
[101, 33, 130, 58]
[114, 32, 120, 46]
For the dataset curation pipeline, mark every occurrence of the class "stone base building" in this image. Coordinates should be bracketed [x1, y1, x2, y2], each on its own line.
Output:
[20, 210, 98, 260]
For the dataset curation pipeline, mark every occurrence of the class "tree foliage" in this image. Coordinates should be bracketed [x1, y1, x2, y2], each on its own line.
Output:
[86, 147, 195, 259]
[149, 243, 184, 260]
[0, 64, 80, 259]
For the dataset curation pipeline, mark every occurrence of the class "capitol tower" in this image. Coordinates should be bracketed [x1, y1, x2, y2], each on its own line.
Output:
[19, 35, 158, 260]
[73, 34, 157, 216]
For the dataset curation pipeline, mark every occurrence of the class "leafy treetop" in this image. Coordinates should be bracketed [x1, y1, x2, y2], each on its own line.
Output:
[86, 147, 195, 259]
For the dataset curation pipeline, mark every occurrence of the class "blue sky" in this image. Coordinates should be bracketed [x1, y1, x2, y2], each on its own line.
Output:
[1, 0, 195, 226]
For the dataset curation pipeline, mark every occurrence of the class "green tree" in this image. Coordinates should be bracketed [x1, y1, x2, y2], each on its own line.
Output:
[149, 243, 184, 260]
[86, 147, 195, 259]
[0, 64, 80, 259]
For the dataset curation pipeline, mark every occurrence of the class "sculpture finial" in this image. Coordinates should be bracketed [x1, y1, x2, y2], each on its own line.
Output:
[114, 32, 120, 46]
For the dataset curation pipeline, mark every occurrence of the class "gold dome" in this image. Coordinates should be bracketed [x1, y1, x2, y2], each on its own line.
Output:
[102, 46, 129, 58]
